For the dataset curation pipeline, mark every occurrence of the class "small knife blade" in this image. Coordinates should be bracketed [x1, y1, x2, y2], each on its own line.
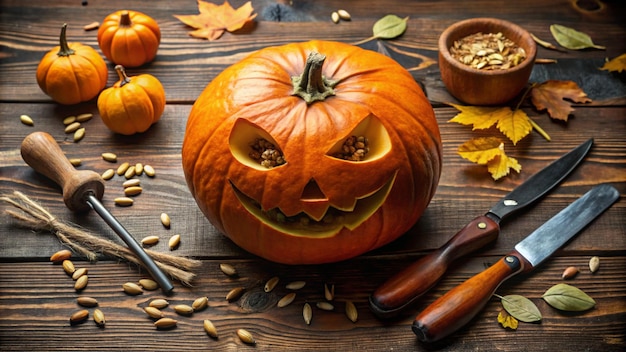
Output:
[412, 184, 619, 342]
[369, 139, 593, 318]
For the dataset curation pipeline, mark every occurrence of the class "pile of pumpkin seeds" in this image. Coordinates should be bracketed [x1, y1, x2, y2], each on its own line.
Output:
[450, 32, 527, 70]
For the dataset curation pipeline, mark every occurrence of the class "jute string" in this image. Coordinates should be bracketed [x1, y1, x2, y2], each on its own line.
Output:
[1, 191, 201, 286]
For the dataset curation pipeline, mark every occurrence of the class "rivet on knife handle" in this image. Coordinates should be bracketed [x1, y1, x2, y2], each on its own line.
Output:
[369, 215, 499, 318]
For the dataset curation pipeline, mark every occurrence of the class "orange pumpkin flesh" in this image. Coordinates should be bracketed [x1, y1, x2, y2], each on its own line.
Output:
[182, 41, 442, 264]
[36, 24, 108, 105]
[97, 10, 161, 68]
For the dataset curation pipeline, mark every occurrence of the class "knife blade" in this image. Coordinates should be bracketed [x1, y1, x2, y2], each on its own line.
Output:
[369, 139, 593, 318]
[412, 183, 619, 342]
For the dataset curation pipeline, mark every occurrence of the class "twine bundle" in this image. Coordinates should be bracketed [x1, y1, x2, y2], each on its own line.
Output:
[1, 191, 201, 286]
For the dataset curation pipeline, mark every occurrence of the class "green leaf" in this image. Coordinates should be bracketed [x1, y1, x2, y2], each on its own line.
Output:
[373, 15, 408, 39]
[549, 24, 606, 50]
[542, 283, 596, 311]
[500, 294, 542, 323]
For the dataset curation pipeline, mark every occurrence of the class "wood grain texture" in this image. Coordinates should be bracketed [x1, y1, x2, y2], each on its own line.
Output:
[0, 0, 625, 350]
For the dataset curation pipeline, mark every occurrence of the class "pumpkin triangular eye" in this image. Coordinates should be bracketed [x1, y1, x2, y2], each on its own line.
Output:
[327, 114, 391, 162]
[230, 119, 286, 170]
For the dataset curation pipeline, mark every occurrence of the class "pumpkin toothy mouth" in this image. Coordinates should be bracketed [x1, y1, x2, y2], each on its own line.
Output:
[230, 173, 396, 238]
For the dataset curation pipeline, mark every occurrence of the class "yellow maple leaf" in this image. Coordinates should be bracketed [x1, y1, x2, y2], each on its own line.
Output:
[600, 53, 626, 73]
[449, 104, 532, 145]
[498, 310, 519, 330]
[458, 137, 522, 180]
[174, 0, 257, 41]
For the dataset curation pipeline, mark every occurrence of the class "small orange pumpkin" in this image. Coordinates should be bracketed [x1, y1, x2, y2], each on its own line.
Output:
[97, 65, 165, 135]
[36, 23, 108, 105]
[182, 41, 442, 264]
[97, 10, 161, 68]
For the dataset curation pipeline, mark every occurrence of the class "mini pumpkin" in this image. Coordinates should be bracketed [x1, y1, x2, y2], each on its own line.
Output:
[97, 65, 165, 135]
[36, 23, 108, 105]
[182, 41, 442, 264]
[97, 10, 161, 68]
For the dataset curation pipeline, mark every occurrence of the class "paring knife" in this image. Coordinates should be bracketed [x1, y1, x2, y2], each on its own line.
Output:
[369, 139, 593, 318]
[413, 183, 619, 342]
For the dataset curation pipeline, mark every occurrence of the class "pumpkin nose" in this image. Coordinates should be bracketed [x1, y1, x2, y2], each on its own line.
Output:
[300, 179, 330, 221]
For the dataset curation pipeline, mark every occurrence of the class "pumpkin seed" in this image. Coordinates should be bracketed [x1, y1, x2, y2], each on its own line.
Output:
[124, 165, 136, 179]
[337, 9, 351, 20]
[124, 186, 143, 196]
[50, 249, 72, 263]
[114, 197, 134, 206]
[69, 158, 82, 166]
[76, 113, 93, 122]
[122, 282, 143, 295]
[73, 128, 85, 142]
[83, 22, 100, 31]
[65, 122, 81, 134]
[123, 178, 140, 188]
[141, 235, 160, 246]
[589, 256, 600, 273]
[316, 301, 334, 311]
[62, 259, 76, 275]
[144, 164, 156, 177]
[324, 283, 334, 301]
[144, 306, 165, 319]
[160, 213, 171, 228]
[70, 309, 89, 324]
[116, 162, 130, 175]
[277, 292, 296, 308]
[149, 299, 169, 309]
[226, 287, 245, 301]
[192, 296, 209, 311]
[74, 275, 88, 291]
[154, 317, 177, 329]
[101, 169, 115, 180]
[236, 329, 256, 345]
[93, 308, 105, 327]
[72, 267, 88, 280]
[303, 303, 312, 325]
[77, 296, 98, 307]
[331, 11, 340, 23]
[174, 304, 194, 316]
[286, 281, 306, 290]
[139, 278, 159, 291]
[102, 152, 117, 163]
[203, 319, 218, 338]
[63, 116, 77, 125]
[20, 114, 34, 126]
[219, 263, 238, 277]
[345, 301, 358, 323]
[134, 163, 144, 176]
[168, 234, 181, 250]
[562, 266, 579, 279]
[264, 276, 279, 292]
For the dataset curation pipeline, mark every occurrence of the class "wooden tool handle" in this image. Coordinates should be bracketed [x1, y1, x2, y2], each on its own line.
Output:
[21, 132, 104, 212]
[412, 252, 527, 342]
[370, 215, 500, 318]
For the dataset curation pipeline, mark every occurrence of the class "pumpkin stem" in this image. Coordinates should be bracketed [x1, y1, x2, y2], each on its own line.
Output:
[114, 65, 132, 87]
[56, 23, 75, 57]
[119, 11, 132, 27]
[291, 52, 336, 104]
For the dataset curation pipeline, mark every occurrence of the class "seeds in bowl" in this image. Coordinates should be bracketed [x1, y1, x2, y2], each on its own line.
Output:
[450, 32, 527, 70]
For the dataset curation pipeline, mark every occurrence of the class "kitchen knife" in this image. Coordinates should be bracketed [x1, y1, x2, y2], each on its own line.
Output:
[370, 139, 593, 318]
[413, 183, 619, 342]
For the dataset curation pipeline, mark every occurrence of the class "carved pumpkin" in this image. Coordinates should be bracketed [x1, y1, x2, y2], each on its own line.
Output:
[97, 65, 165, 135]
[36, 23, 108, 105]
[97, 10, 161, 68]
[182, 40, 442, 264]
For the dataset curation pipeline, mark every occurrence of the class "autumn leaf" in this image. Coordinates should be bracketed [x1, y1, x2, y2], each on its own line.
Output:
[174, 0, 257, 40]
[530, 80, 592, 121]
[457, 137, 521, 180]
[600, 53, 626, 73]
[498, 310, 519, 330]
[448, 104, 532, 145]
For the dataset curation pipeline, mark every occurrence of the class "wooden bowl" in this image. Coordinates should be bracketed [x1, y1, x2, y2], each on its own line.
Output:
[438, 18, 537, 105]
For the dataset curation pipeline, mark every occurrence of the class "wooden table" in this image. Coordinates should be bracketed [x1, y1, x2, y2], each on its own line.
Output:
[1, 1, 624, 351]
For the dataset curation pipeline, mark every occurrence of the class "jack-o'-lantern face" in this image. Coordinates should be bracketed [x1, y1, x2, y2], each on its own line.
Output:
[182, 40, 442, 264]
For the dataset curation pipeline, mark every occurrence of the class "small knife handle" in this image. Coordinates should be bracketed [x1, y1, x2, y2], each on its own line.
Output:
[370, 215, 500, 318]
[412, 251, 529, 342]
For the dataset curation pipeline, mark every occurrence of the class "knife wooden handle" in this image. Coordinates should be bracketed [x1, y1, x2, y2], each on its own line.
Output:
[412, 251, 529, 342]
[21, 131, 104, 212]
[370, 215, 499, 318]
